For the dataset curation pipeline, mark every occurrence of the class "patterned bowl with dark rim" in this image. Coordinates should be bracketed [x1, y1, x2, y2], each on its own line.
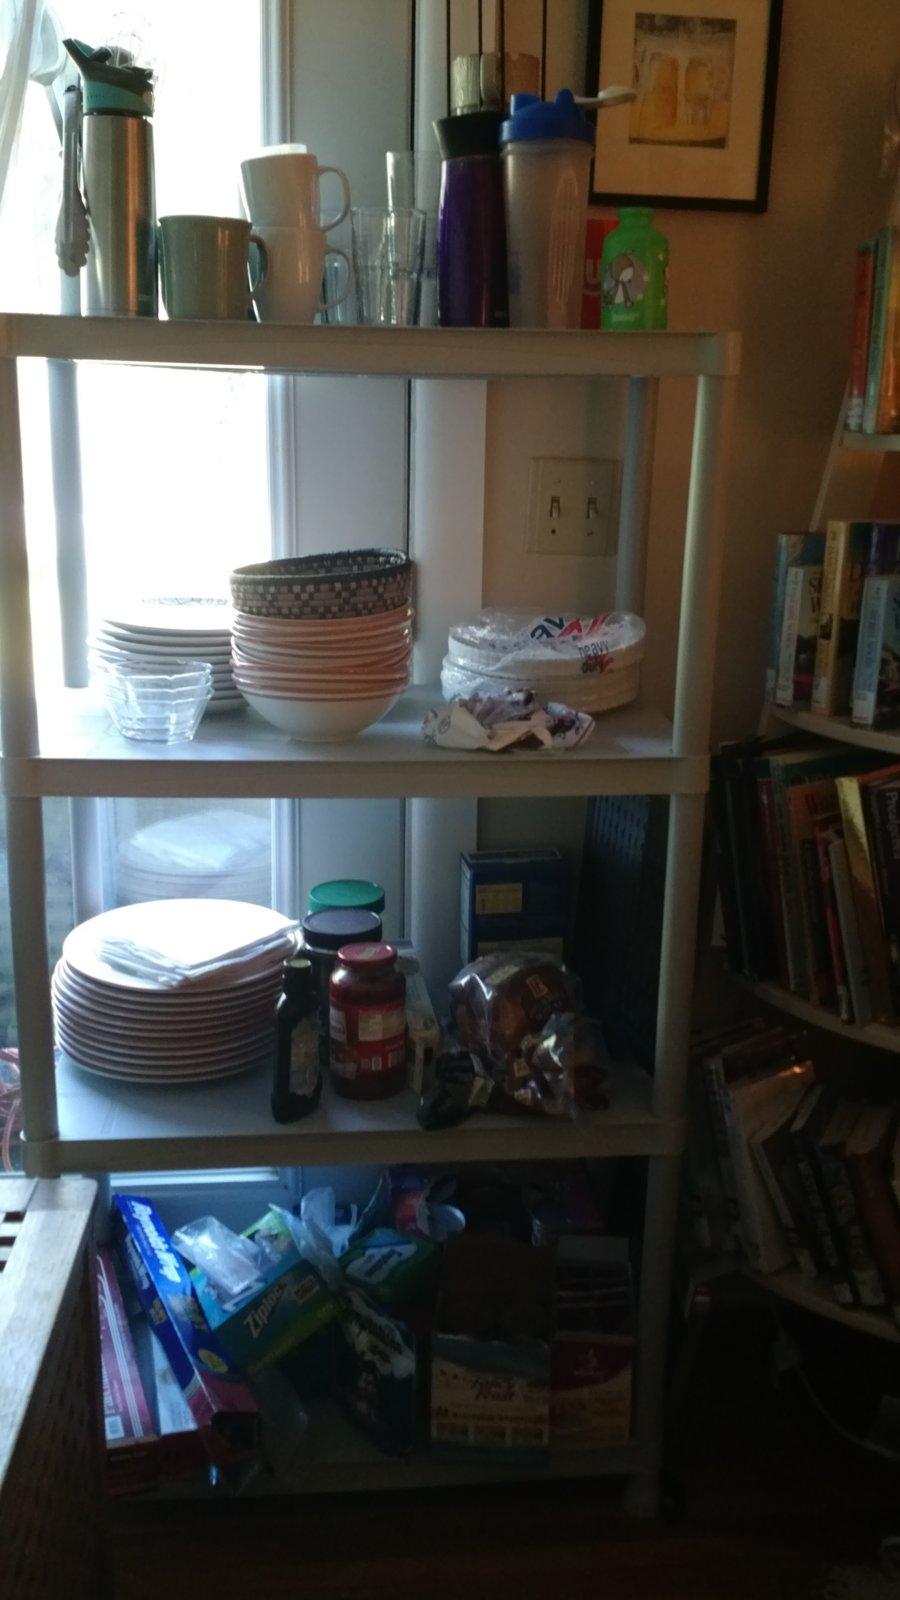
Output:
[230, 549, 412, 621]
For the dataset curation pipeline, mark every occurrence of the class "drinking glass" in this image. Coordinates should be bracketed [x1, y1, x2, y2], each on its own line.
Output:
[351, 207, 426, 326]
[386, 153, 441, 325]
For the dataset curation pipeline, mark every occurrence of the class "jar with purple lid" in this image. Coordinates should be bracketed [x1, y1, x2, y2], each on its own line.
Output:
[301, 907, 383, 1068]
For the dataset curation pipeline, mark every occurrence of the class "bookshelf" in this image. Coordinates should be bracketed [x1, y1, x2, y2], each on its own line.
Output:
[741, 976, 900, 1055]
[743, 1265, 900, 1343]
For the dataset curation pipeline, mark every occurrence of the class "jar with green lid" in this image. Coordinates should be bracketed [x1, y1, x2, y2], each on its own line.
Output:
[308, 879, 385, 916]
[600, 207, 668, 331]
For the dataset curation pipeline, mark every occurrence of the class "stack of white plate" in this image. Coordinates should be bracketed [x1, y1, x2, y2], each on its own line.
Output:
[91, 598, 242, 713]
[116, 811, 271, 907]
[53, 900, 295, 1085]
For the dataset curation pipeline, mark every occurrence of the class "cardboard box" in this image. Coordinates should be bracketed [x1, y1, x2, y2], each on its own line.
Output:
[459, 848, 569, 965]
[97, 1246, 159, 1496]
[191, 1208, 336, 1373]
[113, 1193, 259, 1464]
[431, 1235, 553, 1458]
[551, 1236, 634, 1446]
[335, 1287, 417, 1457]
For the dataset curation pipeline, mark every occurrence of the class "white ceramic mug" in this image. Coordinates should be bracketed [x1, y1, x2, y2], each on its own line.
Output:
[251, 223, 350, 324]
[240, 146, 351, 231]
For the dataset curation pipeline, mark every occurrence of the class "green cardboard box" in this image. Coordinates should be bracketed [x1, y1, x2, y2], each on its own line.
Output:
[191, 1209, 337, 1374]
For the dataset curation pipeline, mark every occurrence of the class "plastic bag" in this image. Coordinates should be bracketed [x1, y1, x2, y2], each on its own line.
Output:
[423, 690, 595, 752]
[446, 611, 645, 677]
[418, 1016, 609, 1127]
[450, 951, 582, 1064]
[173, 1215, 265, 1300]
[274, 1189, 358, 1292]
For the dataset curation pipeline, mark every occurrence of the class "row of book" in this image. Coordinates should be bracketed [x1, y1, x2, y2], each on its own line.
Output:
[846, 225, 900, 435]
[766, 520, 900, 729]
[685, 1018, 900, 1319]
[711, 730, 900, 1026]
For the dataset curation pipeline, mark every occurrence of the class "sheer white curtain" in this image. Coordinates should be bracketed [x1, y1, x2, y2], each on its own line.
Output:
[0, 0, 62, 209]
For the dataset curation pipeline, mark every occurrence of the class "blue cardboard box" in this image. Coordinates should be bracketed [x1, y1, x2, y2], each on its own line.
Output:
[459, 848, 569, 965]
[112, 1194, 259, 1459]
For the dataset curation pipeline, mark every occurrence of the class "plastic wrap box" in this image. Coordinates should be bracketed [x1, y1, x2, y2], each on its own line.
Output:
[113, 1193, 259, 1463]
[430, 1236, 553, 1459]
[459, 848, 569, 965]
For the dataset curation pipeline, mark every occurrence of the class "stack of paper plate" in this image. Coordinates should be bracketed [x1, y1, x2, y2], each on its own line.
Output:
[53, 900, 295, 1085]
[115, 811, 271, 906]
[91, 598, 241, 713]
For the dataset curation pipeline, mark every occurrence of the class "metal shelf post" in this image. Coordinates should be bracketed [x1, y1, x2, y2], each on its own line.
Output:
[0, 356, 58, 1144]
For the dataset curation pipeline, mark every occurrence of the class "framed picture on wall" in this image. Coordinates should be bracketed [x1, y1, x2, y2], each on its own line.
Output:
[585, 0, 782, 211]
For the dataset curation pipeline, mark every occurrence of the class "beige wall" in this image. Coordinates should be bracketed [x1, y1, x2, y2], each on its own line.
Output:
[481, 0, 899, 747]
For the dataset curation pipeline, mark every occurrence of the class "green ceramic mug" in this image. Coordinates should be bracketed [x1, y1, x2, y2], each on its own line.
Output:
[158, 215, 268, 320]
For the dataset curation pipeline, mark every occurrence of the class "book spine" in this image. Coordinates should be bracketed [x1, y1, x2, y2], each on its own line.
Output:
[811, 1139, 885, 1307]
[876, 233, 900, 434]
[751, 1135, 819, 1280]
[799, 836, 836, 1009]
[812, 523, 849, 714]
[829, 834, 874, 1026]
[770, 770, 809, 995]
[836, 775, 895, 1021]
[725, 1087, 794, 1275]
[846, 1149, 900, 1322]
[702, 1058, 741, 1246]
[757, 776, 791, 987]
[815, 828, 852, 1022]
[766, 536, 804, 703]
[863, 228, 891, 434]
[710, 757, 744, 973]
[775, 567, 805, 708]
[847, 245, 876, 432]
[866, 783, 900, 1011]
[791, 1124, 855, 1305]
[852, 576, 889, 725]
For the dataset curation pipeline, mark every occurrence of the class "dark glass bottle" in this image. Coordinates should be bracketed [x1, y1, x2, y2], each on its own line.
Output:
[271, 957, 322, 1123]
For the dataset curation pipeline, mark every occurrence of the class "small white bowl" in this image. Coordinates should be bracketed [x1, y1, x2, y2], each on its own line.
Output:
[241, 689, 399, 740]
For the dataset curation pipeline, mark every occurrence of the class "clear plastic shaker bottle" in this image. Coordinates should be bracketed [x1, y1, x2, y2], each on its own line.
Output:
[500, 89, 594, 329]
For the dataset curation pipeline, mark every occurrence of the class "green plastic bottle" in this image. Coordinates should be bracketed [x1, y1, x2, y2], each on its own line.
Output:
[600, 207, 669, 331]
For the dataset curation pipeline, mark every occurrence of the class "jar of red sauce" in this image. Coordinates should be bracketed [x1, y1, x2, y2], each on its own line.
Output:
[328, 942, 406, 1100]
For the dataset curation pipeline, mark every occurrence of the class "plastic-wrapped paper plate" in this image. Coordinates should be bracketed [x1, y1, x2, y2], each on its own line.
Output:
[446, 611, 645, 679]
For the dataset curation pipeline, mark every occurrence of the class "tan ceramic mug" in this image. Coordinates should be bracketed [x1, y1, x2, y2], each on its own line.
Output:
[159, 215, 267, 320]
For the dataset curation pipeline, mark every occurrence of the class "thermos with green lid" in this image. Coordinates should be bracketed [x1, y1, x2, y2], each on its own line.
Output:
[308, 879, 385, 916]
[600, 207, 668, 331]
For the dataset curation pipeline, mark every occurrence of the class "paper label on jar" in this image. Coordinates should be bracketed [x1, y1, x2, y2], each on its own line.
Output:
[357, 1005, 405, 1043]
[329, 1005, 347, 1043]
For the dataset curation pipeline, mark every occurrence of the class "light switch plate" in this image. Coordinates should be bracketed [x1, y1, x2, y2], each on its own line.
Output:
[526, 457, 619, 557]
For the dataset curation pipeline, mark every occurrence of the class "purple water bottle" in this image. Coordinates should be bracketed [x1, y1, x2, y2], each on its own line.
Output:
[433, 111, 508, 328]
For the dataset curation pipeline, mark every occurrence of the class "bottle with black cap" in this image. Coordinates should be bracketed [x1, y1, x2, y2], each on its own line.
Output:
[272, 957, 321, 1123]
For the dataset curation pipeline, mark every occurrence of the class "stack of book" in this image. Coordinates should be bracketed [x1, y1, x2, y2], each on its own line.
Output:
[846, 226, 900, 436]
[685, 1019, 900, 1319]
[767, 520, 900, 729]
[711, 731, 900, 1026]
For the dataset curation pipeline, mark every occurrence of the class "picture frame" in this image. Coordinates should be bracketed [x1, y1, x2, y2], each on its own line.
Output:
[585, 0, 782, 211]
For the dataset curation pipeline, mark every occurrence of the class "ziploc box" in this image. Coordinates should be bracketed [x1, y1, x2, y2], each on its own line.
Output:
[459, 848, 569, 965]
[113, 1193, 259, 1462]
[431, 1235, 553, 1459]
[191, 1208, 337, 1374]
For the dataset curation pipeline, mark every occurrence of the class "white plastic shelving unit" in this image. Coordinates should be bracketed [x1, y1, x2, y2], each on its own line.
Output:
[0, 315, 739, 1517]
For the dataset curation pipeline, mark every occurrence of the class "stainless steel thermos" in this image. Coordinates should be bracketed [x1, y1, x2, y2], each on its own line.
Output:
[61, 37, 157, 316]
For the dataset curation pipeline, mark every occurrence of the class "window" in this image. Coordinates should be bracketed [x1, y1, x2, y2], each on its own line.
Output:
[0, 6, 417, 1209]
